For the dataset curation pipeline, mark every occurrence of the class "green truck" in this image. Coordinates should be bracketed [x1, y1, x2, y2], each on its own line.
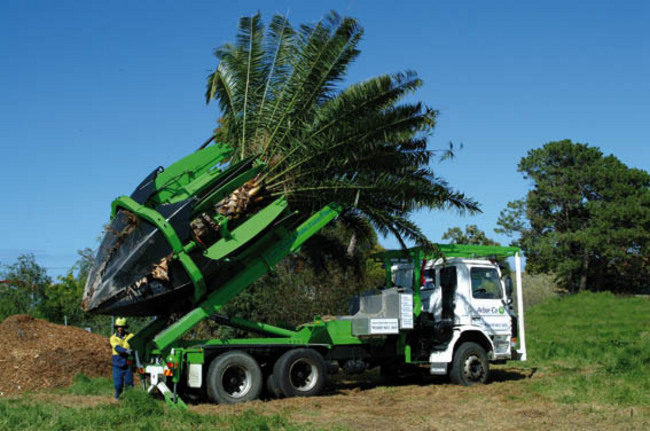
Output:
[83, 143, 526, 407]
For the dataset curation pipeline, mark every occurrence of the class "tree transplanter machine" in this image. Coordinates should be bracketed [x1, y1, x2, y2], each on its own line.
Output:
[85, 144, 526, 408]
[131, 234, 526, 407]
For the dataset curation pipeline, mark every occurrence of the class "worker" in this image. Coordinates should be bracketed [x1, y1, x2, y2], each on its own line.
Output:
[110, 317, 135, 399]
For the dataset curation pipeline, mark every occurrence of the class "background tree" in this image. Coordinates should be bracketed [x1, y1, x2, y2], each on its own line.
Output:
[442, 224, 500, 246]
[42, 249, 146, 335]
[497, 139, 650, 293]
[442, 225, 511, 274]
[0, 250, 138, 336]
[0, 254, 51, 322]
[40, 249, 95, 326]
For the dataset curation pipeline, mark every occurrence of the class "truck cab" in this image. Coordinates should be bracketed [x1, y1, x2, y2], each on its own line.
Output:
[423, 258, 512, 351]
[384, 246, 526, 385]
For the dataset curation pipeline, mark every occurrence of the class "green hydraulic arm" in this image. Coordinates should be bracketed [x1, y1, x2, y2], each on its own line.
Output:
[132, 203, 342, 357]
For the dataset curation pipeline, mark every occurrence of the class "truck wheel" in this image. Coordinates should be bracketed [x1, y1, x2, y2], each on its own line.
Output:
[273, 348, 326, 398]
[450, 342, 489, 386]
[206, 351, 262, 404]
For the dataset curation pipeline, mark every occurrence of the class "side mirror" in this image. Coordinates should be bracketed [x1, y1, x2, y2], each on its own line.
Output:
[505, 276, 514, 298]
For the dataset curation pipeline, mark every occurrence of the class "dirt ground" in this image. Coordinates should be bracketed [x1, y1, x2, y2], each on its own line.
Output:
[190, 368, 648, 430]
[11, 366, 648, 430]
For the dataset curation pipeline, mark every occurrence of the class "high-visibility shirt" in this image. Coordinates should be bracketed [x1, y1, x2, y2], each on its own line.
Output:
[110, 332, 134, 368]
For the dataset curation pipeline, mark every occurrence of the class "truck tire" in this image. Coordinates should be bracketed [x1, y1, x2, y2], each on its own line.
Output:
[449, 342, 489, 386]
[206, 351, 262, 404]
[273, 348, 326, 398]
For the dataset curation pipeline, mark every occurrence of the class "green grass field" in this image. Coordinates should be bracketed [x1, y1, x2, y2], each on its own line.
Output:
[523, 291, 650, 406]
[0, 378, 304, 431]
[0, 292, 647, 430]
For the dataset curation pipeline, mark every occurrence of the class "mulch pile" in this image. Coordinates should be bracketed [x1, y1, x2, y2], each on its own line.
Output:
[0, 315, 112, 396]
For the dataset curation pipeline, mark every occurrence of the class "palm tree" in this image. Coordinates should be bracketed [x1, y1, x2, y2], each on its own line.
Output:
[204, 11, 479, 247]
[82, 11, 481, 316]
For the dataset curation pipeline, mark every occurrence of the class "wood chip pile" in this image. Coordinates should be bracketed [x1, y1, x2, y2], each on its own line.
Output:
[0, 314, 112, 396]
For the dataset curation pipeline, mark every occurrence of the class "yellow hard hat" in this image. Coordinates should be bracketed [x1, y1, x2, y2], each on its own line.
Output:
[115, 317, 128, 327]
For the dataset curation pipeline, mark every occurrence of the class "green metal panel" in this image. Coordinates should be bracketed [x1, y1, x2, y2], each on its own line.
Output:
[129, 317, 169, 362]
[204, 198, 288, 260]
[374, 244, 522, 261]
[313, 320, 363, 345]
[162, 391, 187, 409]
[384, 258, 392, 288]
[152, 143, 233, 204]
[152, 204, 343, 352]
[225, 316, 299, 338]
[185, 351, 204, 364]
[199, 337, 310, 346]
[411, 248, 423, 318]
[175, 321, 362, 349]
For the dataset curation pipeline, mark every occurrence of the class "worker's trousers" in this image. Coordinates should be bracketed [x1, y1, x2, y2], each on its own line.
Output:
[113, 366, 133, 399]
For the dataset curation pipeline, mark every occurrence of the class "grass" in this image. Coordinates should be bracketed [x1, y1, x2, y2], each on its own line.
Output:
[57, 374, 113, 396]
[0, 379, 309, 431]
[524, 291, 650, 406]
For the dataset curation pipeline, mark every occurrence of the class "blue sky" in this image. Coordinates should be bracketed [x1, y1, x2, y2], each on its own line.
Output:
[1, 0, 648, 278]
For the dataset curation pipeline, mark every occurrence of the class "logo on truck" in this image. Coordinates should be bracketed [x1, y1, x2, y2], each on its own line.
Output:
[477, 306, 506, 315]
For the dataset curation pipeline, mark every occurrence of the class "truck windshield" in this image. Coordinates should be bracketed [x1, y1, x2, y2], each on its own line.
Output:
[470, 267, 502, 299]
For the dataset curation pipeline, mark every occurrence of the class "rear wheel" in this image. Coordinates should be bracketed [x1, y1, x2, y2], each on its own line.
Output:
[450, 342, 489, 386]
[273, 348, 326, 398]
[206, 351, 262, 404]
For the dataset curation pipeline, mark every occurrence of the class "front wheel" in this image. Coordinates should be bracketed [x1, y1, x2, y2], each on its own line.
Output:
[449, 342, 489, 386]
[206, 351, 263, 404]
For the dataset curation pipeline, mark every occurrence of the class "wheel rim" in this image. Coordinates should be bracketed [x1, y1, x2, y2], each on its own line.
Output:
[289, 359, 318, 392]
[221, 365, 252, 398]
[462, 354, 485, 382]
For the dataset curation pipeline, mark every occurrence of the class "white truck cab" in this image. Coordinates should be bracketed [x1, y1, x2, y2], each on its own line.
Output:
[388, 248, 526, 385]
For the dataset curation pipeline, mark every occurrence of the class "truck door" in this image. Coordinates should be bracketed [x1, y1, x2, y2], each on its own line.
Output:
[420, 267, 436, 316]
[421, 265, 456, 323]
[468, 266, 510, 336]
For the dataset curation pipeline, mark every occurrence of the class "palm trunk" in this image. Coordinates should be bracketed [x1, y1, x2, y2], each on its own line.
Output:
[346, 233, 357, 256]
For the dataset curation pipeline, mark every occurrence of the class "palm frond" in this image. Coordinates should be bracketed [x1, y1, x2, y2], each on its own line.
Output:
[205, 11, 479, 248]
